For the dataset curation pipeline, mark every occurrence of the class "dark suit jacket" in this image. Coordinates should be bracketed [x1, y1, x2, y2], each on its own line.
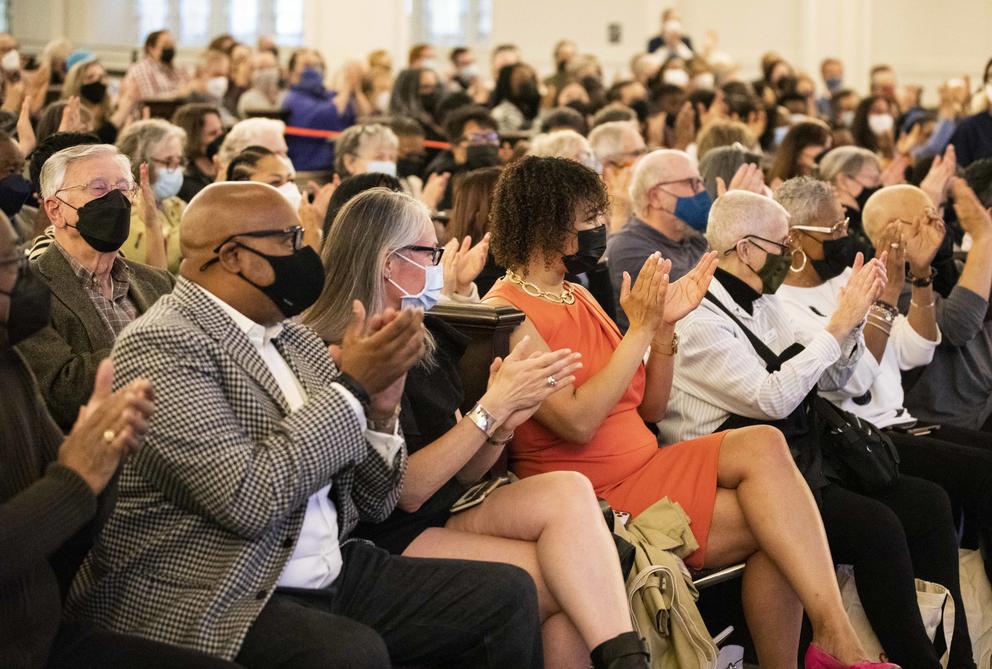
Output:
[16, 244, 174, 432]
[66, 278, 406, 659]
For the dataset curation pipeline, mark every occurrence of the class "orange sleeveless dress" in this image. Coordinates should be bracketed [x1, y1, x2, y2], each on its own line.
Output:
[486, 279, 724, 568]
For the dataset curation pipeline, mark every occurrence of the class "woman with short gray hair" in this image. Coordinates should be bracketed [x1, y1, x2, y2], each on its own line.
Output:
[116, 118, 188, 271]
[303, 186, 653, 669]
[699, 144, 763, 200]
[818, 146, 885, 255]
[333, 123, 400, 179]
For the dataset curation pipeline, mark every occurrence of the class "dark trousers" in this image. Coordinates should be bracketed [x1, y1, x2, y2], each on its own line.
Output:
[819, 476, 974, 669]
[47, 621, 244, 668]
[235, 540, 543, 669]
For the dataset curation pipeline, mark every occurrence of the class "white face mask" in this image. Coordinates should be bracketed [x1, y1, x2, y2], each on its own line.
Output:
[662, 68, 689, 88]
[206, 76, 229, 99]
[868, 113, 894, 135]
[839, 110, 855, 127]
[692, 73, 715, 90]
[366, 160, 397, 177]
[457, 64, 479, 82]
[388, 251, 444, 312]
[1, 49, 19, 72]
[375, 90, 391, 112]
[277, 181, 303, 211]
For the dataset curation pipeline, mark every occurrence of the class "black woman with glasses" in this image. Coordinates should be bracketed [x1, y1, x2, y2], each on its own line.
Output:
[19, 142, 174, 432]
[302, 186, 654, 669]
[116, 118, 190, 272]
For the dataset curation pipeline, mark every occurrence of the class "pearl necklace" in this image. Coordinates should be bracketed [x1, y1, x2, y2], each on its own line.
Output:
[504, 269, 575, 305]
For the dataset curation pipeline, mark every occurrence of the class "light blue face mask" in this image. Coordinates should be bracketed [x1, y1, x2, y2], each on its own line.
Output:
[366, 160, 397, 177]
[153, 166, 184, 201]
[387, 251, 444, 311]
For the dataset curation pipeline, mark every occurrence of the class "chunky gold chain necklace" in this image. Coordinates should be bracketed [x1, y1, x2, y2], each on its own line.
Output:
[504, 269, 575, 305]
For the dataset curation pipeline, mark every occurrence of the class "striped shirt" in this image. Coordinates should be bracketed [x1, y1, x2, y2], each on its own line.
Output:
[54, 242, 138, 338]
[659, 275, 864, 443]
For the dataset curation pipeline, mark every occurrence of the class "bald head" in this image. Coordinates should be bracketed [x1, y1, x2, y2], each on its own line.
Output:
[862, 185, 933, 245]
[181, 181, 299, 267]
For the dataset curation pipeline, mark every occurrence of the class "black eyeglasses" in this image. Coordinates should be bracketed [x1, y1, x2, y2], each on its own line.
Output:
[397, 244, 445, 265]
[199, 226, 306, 271]
[723, 234, 790, 256]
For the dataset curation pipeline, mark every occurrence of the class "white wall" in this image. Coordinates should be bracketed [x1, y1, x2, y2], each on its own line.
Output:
[11, 0, 992, 101]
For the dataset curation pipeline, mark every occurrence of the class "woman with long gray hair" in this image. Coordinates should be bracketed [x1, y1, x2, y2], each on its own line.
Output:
[302, 187, 653, 669]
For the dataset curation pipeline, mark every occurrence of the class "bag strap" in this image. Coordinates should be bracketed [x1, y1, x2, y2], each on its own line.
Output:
[703, 291, 779, 369]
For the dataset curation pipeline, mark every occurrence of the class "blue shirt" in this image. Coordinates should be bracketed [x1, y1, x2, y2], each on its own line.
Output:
[950, 111, 992, 168]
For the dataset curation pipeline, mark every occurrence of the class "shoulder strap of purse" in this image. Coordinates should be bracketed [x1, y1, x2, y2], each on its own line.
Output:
[703, 291, 779, 369]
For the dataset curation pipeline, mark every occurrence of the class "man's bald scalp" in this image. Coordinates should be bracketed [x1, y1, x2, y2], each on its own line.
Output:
[181, 181, 299, 257]
[862, 184, 933, 244]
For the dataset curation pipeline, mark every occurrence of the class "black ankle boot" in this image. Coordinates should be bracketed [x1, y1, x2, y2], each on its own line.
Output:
[590, 631, 650, 669]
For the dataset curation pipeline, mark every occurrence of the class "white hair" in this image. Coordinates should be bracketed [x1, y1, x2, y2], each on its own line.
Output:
[40, 144, 132, 200]
[334, 123, 399, 177]
[528, 130, 596, 170]
[115, 118, 188, 181]
[219, 117, 286, 167]
[818, 146, 880, 183]
[588, 121, 640, 161]
[629, 149, 694, 217]
[773, 176, 836, 229]
[706, 190, 790, 254]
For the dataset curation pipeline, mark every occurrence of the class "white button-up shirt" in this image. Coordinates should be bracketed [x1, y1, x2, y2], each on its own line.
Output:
[198, 285, 402, 589]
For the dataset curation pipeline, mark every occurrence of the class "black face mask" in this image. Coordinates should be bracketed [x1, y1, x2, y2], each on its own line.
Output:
[60, 189, 132, 253]
[855, 184, 880, 210]
[235, 244, 325, 318]
[420, 92, 439, 115]
[810, 235, 857, 281]
[0, 174, 32, 218]
[511, 84, 541, 119]
[0, 261, 51, 346]
[465, 144, 500, 170]
[563, 225, 607, 275]
[397, 154, 426, 179]
[79, 80, 107, 104]
[629, 98, 650, 123]
[160, 47, 176, 65]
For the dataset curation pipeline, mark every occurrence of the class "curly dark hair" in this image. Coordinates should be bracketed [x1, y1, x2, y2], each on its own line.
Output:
[490, 156, 608, 271]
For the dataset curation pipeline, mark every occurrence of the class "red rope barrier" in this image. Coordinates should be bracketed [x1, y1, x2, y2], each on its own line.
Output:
[284, 125, 451, 150]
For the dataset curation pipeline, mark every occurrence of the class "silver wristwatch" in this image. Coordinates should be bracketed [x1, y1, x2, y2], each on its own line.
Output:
[465, 403, 498, 438]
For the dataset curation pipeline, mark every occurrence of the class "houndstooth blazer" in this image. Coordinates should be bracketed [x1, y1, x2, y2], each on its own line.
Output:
[65, 277, 406, 660]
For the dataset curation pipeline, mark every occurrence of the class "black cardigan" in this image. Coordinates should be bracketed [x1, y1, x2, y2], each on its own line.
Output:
[0, 346, 105, 668]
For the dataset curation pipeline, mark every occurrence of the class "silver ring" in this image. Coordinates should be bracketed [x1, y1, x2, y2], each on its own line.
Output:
[546, 375, 558, 388]
[890, 242, 899, 249]
[102, 429, 116, 444]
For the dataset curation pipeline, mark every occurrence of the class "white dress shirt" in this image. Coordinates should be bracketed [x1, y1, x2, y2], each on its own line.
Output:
[659, 276, 864, 443]
[197, 285, 403, 589]
[777, 268, 940, 428]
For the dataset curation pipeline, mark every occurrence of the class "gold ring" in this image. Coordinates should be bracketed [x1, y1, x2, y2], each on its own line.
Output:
[102, 429, 116, 444]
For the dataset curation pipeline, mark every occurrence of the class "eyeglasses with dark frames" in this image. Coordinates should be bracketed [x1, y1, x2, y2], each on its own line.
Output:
[199, 226, 306, 271]
[396, 244, 445, 266]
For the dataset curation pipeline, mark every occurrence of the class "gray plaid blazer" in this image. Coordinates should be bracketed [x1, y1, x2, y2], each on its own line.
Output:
[65, 277, 406, 660]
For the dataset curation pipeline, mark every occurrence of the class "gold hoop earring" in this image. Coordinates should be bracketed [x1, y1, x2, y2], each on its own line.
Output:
[789, 248, 808, 273]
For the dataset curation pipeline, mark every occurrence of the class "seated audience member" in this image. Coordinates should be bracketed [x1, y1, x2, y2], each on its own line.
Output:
[851, 95, 899, 160]
[389, 67, 446, 147]
[236, 49, 286, 118]
[322, 172, 402, 239]
[61, 55, 140, 144]
[446, 166, 503, 295]
[699, 143, 763, 201]
[0, 225, 242, 668]
[589, 103, 637, 130]
[334, 123, 400, 179]
[116, 119, 189, 272]
[900, 174, 992, 432]
[18, 144, 174, 431]
[121, 30, 189, 102]
[216, 117, 290, 176]
[0, 130, 34, 242]
[171, 103, 224, 202]
[606, 149, 710, 330]
[483, 156, 893, 669]
[283, 49, 361, 171]
[540, 106, 588, 136]
[767, 120, 831, 189]
[819, 146, 896, 257]
[185, 50, 236, 124]
[425, 105, 501, 211]
[66, 181, 544, 668]
[661, 184, 973, 668]
[588, 121, 646, 232]
[647, 9, 694, 57]
[303, 187, 651, 669]
[695, 119, 756, 161]
[390, 114, 429, 179]
[950, 57, 992, 167]
[226, 145, 302, 204]
[491, 63, 542, 133]
[35, 100, 95, 146]
[778, 180, 992, 578]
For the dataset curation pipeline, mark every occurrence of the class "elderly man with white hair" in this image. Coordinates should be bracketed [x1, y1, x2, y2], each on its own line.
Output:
[661, 188, 976, 669]
[15, 144, 174, 430]
[588, 121, 645, 232]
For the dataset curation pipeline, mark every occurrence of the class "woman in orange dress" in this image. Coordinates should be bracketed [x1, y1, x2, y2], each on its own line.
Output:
[483, 156, 895, 669]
